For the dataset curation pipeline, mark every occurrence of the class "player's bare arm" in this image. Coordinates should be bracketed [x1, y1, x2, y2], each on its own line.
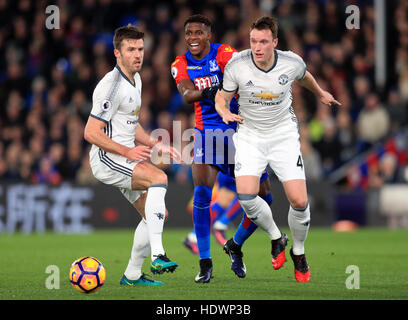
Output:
[214, 89, 244, 124]
[298, 71, 341, 106]
[177, 78, 220, 104]
[177, 78, 203, 104]
[134, 123, 158, 148]
[134, 123, 183, 163]
[84, 116, 151, 161]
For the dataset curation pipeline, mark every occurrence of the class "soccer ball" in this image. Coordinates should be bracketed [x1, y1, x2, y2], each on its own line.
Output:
[69, 256, 106, 293]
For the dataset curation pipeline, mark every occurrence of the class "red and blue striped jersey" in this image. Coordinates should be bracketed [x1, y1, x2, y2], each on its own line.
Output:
[171, 43, 239, 130]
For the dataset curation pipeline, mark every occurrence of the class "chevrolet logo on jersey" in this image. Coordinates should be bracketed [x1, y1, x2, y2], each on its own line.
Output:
[132, 108, 140, 116]
[252, 92, 280, 100]
[224, 47, 233, 52]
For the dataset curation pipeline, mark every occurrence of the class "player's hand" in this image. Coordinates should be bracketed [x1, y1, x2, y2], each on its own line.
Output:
[202, 85, 221, 101]
[320, 91, 341, 107]
[154, 142, 184, 164]
[221, 111, 244, 125]
[125, 145, 152, 161]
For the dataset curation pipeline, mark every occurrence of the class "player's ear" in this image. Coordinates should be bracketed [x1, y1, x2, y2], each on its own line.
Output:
[114, 48, 121, 58]
[206, 26, 212, 40]
[273, 37, 278, 48]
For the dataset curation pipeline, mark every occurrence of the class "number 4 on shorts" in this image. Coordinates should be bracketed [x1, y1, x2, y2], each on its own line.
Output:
[297, 155, 303, 170]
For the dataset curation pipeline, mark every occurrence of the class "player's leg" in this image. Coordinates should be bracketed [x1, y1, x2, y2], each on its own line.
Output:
[120, 194, 166, 286]
[283, 179, 311, 282]
[212, 187, 236, 223]
[224, 173, 281, 277]
[223, 175, 281, 277]
[235, 175, 281, 240]
[192, 163, 218, 283]
[258, 173, 289, 270]
[230, 171, 272, 247]
[131, 161, 178, 274]
[211, 185, 236, 246]
[268, 123, 310, 282]
[182, 195, 199, 255]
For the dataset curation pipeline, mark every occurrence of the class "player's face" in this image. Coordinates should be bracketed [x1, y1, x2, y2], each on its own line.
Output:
[250, 28, 278, 67]
[115, 38, 144, 74]
[184, 22, 211, 58]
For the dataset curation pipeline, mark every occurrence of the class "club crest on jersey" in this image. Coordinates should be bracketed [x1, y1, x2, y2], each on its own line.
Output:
[101, 99, 111, 111]
[278, 74, 289, 85]
[209, 59, 219, 72]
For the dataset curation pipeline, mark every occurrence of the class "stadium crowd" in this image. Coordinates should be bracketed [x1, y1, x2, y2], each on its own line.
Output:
[0, 0, 407, 190]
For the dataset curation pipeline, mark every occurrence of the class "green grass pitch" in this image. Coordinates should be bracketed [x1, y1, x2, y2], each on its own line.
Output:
[0, 227, 407, 300]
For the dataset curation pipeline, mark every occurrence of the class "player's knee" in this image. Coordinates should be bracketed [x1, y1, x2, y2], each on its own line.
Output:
[237, 194, 258, 217]
[151, 170, 168, 186]
[193, 185, 212, 207]
[290, 197, 308, 211]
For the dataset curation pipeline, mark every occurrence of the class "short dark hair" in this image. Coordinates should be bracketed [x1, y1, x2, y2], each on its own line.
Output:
[113, 25, 144, 50]
[183, 14, 212, 30]
[250, 16, 278, 39]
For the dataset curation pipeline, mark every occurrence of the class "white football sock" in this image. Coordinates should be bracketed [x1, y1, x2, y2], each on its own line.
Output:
[124, 219, 150, 280]
[288, 203, 311, 255]
[238, 194, 281, 240]
[145, 184, 167, 260]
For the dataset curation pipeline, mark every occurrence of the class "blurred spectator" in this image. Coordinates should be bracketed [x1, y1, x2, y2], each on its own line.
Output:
[19, 148, 34, 181]
[336, 109, 356, 163]
[351, 75, 371, 121]
[4, 142, 22, 180]
[0, 0, 405, 190]
[313, 118, 342, 174]
[368, 152, 403, 188]
[76, 149, 99, 185]
[386, 89, 407, 133]
[356, 93, 390, 151]
[31, 156, 62, 185]
[299, 124, 323, 180]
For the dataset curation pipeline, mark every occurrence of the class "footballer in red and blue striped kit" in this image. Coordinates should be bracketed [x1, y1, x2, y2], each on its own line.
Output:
[172, 43, 238, 131]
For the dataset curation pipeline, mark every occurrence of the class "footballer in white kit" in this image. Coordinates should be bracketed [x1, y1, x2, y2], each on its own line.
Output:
[84, 25, 182, 287]
[89, 65, 144, 203]
[222, 48, 306, 182]
[215, 16, 340, 283]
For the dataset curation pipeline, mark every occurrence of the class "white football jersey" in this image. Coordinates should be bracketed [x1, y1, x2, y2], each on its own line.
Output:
[223, 49, 306, 135]
[89, 65, 142, 162]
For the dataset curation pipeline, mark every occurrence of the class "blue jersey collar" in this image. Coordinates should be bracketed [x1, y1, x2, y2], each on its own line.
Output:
[115, 64, 136, 87]
[251, 50, 278, 73]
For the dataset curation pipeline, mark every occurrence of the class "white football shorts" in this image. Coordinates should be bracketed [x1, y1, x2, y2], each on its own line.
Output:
[90, 149, 146, 203]
[233, 120, 306, 182]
